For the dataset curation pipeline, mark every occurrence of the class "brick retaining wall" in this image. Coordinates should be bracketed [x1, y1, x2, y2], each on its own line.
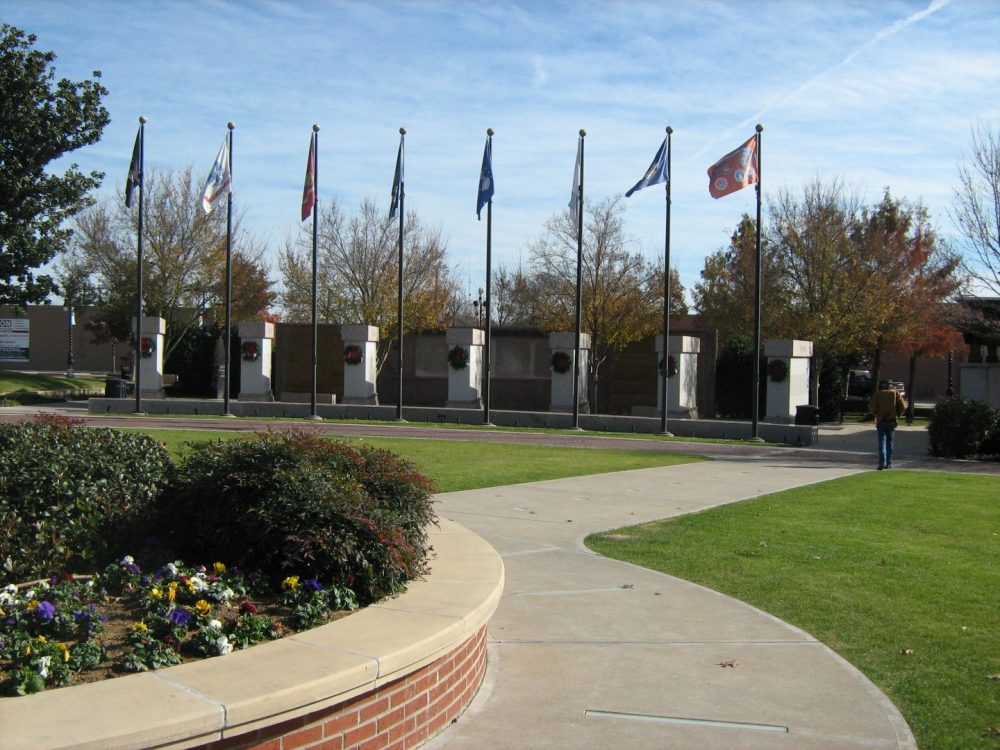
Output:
[202, 625, 488, 750]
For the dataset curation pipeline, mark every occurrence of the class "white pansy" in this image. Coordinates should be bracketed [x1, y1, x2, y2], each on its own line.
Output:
[216, 636, 233, 655]
[208, 619, 223, 631]
[120, 555, 135, 566]
[38, 655, 51, 678]
[165, 563, 179, 576]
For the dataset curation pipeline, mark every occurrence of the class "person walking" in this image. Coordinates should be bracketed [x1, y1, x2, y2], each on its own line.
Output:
[869, 379, 907, 470]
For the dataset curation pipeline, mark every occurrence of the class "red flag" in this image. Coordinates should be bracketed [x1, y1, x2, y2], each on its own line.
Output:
[301, 133, 316, 221]
[707, 135, 757, 199]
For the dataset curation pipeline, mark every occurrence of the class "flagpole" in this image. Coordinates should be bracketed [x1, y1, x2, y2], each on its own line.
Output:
[223, 121, 235, 417]
[660, 126, 674, 436]
[572, 129, 585, 430]
[310, 124, 320, 420]
[751, 123, 764, 441]
[133, 115, 146, 415]
[483, 128, 494, 426]
[395, 127, 406, 422]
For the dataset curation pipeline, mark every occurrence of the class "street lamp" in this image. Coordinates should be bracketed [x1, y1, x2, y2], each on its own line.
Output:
[472, 287, 486, 326]
[65, 305, 75, 378]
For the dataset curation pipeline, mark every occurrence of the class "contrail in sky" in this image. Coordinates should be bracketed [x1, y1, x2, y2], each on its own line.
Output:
[689, 0, 953, 162]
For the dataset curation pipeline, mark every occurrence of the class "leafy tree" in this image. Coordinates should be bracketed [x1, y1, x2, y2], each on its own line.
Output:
[279, 198, 461, 371]
[853, 189, 964, 415]
[693, 214, 791, 340]
[766, 179, 865, 403]
[952, 124, 1000, 296]
[0, 24, 109, 307]
[851, 190, 964, 409]
[63, 167, 276, 359]
[526, 196, 684, 411]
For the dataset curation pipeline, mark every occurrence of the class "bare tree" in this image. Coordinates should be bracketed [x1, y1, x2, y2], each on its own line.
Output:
[279, 198, 462, 371]
[527, 195, 677, 410]
[64, 167, 275, 359]
[952, 124, 1000, 296]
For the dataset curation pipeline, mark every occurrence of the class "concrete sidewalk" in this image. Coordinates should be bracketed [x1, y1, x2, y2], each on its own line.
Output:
[428, 456, 917, 749]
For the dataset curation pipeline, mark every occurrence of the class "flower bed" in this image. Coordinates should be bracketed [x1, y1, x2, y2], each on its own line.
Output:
[0, 558, 360, 695]
[3, 519, 503, 750]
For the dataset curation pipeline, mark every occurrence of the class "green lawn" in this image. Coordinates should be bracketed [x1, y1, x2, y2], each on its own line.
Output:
[0, 369, 105, 395]
[133, 428, 705, 493]
[586, 471, 1000, 750]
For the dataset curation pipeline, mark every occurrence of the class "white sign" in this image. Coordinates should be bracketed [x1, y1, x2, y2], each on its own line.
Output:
[0, 319, 30, 362]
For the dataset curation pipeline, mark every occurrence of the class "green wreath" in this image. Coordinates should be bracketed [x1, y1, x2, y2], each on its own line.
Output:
[551, 351, 572, 374]
[241, 341, 260, 362]
[344, 344, 363, 365]
[448, 345, 469, 370]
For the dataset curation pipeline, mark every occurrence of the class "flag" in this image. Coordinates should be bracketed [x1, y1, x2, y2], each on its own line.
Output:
[477, 137, 494, 220]
[301, 132, 316, 221]
[707, 135, 758, 199]
[389, 136, 404, 220]
[569, 135, 582, 225]
[625, 137, 668, 197]
[125, 129, 141, 208]
[201, 136, 232, 214]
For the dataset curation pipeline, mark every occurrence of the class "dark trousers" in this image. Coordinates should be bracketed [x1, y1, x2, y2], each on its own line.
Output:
[876, 419, 897, 468]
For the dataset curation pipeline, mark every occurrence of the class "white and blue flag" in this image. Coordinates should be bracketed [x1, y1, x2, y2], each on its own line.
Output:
[201, 137, 232, 214]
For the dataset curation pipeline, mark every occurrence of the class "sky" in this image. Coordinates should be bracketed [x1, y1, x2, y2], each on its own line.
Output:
[5, 0, 1000, 308]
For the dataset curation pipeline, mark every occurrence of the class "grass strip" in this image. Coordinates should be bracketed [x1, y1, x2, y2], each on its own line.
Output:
[0, 370, 105, 395]
[586, 471, 1000, 749]
[132, 428, 705, 493]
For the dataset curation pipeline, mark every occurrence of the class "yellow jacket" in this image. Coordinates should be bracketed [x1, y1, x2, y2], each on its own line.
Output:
[869, 388, 906, 421]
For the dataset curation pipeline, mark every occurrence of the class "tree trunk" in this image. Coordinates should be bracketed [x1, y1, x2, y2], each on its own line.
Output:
[906, 355, 917, 424]
[810, 353, 822, 406]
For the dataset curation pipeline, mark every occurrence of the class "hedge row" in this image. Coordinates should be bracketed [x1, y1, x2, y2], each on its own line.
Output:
[927, 397, 1000, 459]
[0, 421, 436, 603]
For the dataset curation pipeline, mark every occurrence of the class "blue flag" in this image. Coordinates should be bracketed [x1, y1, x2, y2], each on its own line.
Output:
[625, 137, 669, 197]
[477, 137, 494, 220]
[389, 136, 404, 220]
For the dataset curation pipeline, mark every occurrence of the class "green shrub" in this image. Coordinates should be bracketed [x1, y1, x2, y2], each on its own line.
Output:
[160, 431, 436, 603]
[927, 397, 1000, 458]
[0, 418, 172, 580]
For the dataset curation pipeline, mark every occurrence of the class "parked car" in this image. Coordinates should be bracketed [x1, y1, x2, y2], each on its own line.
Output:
[845, 369, 906, 410]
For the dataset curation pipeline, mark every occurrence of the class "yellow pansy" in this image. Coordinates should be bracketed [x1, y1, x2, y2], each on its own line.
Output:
[194, 599, 212, 617]
[213, 562, 226, 574]
[282, 576, 299, 591]
[150, 587, 162, 600]
[166, 582, 177, 602]
[131, 621, 148, 633]
[57, 642, 70, 662]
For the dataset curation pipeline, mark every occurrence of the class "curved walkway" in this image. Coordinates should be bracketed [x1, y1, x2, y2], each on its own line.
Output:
[426, 455, 919, 750]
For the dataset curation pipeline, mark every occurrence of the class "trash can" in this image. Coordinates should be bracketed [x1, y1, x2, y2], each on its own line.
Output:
[104, 377, 127, 398]
[795, 404, 820, 426]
